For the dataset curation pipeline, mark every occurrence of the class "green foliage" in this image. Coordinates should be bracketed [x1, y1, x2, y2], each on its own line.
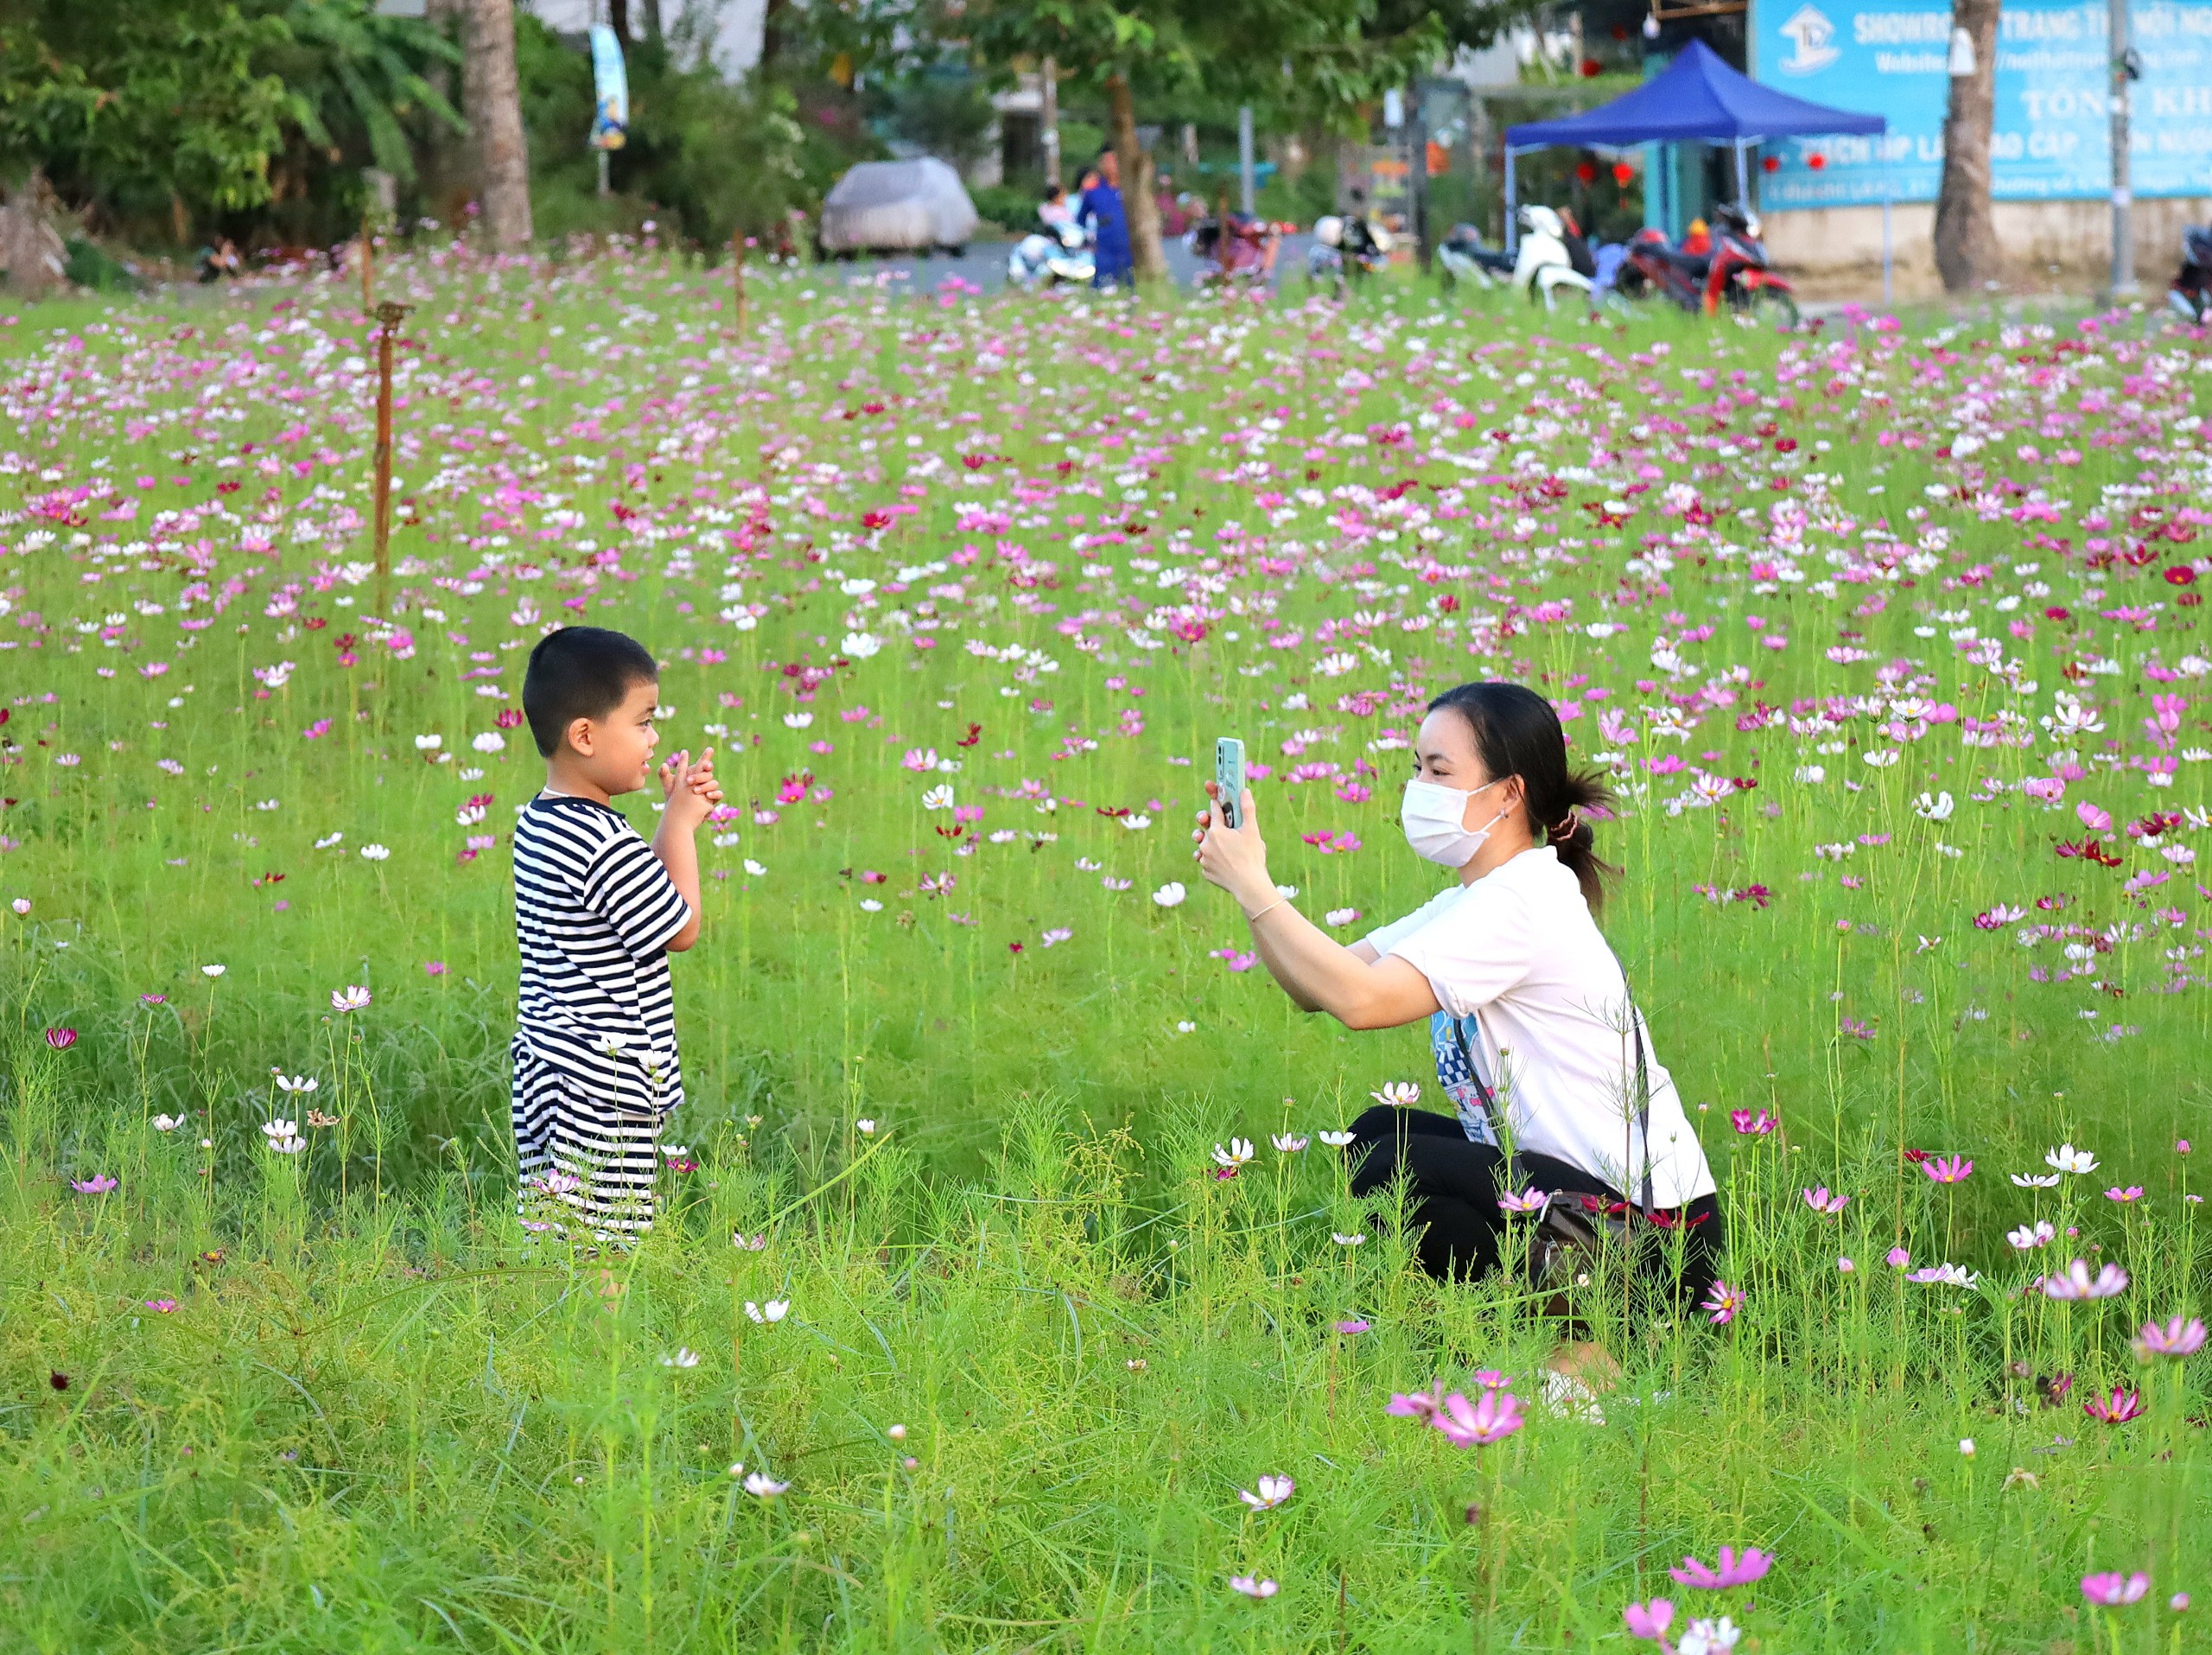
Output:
[0, 0, 459, 245]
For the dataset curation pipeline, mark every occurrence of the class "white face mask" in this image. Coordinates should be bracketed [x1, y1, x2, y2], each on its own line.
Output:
[1401, 776, 1511, 868]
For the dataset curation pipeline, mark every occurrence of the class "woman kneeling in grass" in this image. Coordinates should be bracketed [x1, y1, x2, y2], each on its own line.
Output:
[1192, 680, 1719, 1396]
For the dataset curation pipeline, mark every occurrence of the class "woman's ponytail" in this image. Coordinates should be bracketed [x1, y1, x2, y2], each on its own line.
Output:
[1424, 681, 1620, 913]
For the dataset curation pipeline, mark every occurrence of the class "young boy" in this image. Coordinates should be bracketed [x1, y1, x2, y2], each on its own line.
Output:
[512, 626, 721, 1238]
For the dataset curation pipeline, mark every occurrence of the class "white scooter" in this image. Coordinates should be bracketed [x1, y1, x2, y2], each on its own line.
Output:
[1511, 205, 1595, 311]
[1007, 219, 1095, 289]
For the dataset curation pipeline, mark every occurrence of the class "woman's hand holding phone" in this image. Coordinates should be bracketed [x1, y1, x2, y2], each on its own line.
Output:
[1193, 780, 1274, 915]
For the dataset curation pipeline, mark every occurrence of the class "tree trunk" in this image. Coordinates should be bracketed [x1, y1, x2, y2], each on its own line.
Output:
[641, 0, 663, 42]
[1106, 73, 1167, 285]
[1933, 0, 2001, 292]
[465, 0, 533, 248]
[609, 0, 631, 51]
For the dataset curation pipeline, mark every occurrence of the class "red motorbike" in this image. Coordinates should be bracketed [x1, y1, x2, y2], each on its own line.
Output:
[1616, 204, 1798, 325]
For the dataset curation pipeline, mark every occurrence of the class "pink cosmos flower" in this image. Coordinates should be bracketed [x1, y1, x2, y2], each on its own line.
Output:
[46, 1028, 78, 1051]
[1702, 1282, 1745, 1325]
[1470, 1368, 1510, 1391]
[71, 1174, 118, 1194]
[2132, 1315, 2208, 1359]
[143, 1299, 177, 1313]
[1922, 1155, 1972, 1184]
[1228, 1575, 1279, 1599]
[1333, 1318, 1370, 1334]
[2081, 1571, 2150, 1606]
[2104, 1186, 2144, 1204]
[1885, 1247, 1911, 1268]
[2043, 1258, 2130, 1300]
[1623, 1599, 1675, 1642]
[2082, 1385, 2145, 1424]
[1669, 1545, 1775, 1589]
[1431, 1387, 1524, 1447]
[1497, 1187, 1549, 1214]
[1728, 1108, 1776, 1136]
[1802, 1186, 1847, 1214]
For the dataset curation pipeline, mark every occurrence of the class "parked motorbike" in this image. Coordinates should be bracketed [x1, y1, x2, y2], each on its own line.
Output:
[1616, 203, 1798, 324]
[2171, 226, 2212, 323]
[1007, 218, 1096, 290]
[1437, 223, 1516, 290]
[1185, 209, 1282, 286]
[1307, 213, 1394, 296]
[1510, 205, 1597, 310]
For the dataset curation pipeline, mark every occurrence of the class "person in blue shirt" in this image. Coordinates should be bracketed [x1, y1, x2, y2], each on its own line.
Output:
[1077, 149, 1134, 289]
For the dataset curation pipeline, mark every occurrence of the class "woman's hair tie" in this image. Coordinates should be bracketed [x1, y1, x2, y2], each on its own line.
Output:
[1551, 808, 1581, 840]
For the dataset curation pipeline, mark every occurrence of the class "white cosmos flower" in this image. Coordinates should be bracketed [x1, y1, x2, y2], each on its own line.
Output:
[2045, 1143, 2099, 1174]
[855, 1118, 877, 1136]
[413, 734, 443, 750]
[1213, 1137, 1255, 1168]
[1238, 1474, 1295, 1512]
[2006, 1220, 2056, 1251]
[744, 859, 767, 876]
[782, 712, 814, 729]
[201, 964, 226, 977]
[360, 843, 391, 862]
[841, 631, 882, 659]
[330, 985, 372, 1013]
[1325, 907, 1362, 926]
[1332, 1232, 1366, 1246]
[272, 1073, 318, 1094]
[1911, 790, 1955, 821]
[1317, 1130, 1356, 1148]
[1152, 881, 1186, 907]
[472, 731, 505, 753]
[659, 1348, 702, 1369]
[315, 832, 345, 850]
[742, 1472, 789, 1498]
[2012, 1172, 2062, 1188]
[745, 1300, 791, 1324]
[1122, 814, 1153, 831]
[1228, 1575, 1280, 1599]
[152, 1114, 185, 1131]
[922, 785, 956, 811]
[1370, 1081, 1421, 1107]
[1792, 765, 1827, 784]
[1272, 1134, 1309, 1153]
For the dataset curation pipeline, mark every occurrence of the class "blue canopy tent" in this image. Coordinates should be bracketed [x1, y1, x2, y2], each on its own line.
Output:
[1501, 40, 1892, 299]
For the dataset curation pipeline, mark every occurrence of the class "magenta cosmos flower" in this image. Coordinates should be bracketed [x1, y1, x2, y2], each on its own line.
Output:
[1623, 1599, 1674, 1641]
[46, 1028, 78, 1051]
[1431, 1387, 1525, 1448]
[2082, 1570, 2151, 1606]
[2133, 1315, 2208, 1359]
[71, 1174, 118, 1194]
[2082, 1385, 2145, 1424]
[1701, 1281, 1746, 1325]
[1670, 1545, 1775, 1589]
[1921, 1155, 1972, 1184]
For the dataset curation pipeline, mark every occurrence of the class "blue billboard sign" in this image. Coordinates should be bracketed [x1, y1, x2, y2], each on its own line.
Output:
[1750, 0, 2212, 207]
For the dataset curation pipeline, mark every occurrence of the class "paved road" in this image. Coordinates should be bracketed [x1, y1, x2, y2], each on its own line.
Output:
[815, 233, 1323, 297]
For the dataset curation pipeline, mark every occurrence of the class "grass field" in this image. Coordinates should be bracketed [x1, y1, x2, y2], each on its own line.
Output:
[3, 251, 2210, 1651]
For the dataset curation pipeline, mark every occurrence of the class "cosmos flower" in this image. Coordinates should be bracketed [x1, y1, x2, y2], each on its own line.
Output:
[1922, 1155, 1972, 1184]
[659, 1347, 701, 1368]
[1270, 1133, 1308, 1152]
[2082, 1385, 2144, 1424]
[2042, 1259, 2129, 1301]
[1332, 1232, 1365, 1247]
[2081, 1571, 2150, 1606]
[1497, 1188, 1549, 1214]
[2007, 1220, 2056, 1251]
[1317, 1130, 1356, 1148]
[71, 1174, 118, 1194]
[1430, 1387, 1524, 1447]
[1227, 1575, 1279, 1599]
[2012, 1173, 2063, 1188]
[1669, 1546, 1774, 1589]
[273, 1073, 319, 1093]
[1370, 1081, 1420, 1107]
[2045, 1143, 2099, 1174]
[742, 1472, 789, 1498]
[744, 1300, 791, 1324]
[1151, 882, 1186, 908]
[1623, 1600, 1675, 1644]
[46, 1027, 79, 1051]
[1212, 1137, 1254, 1168]
[2132, 1316, 2207, 1359]
[1701, 1282, 1746, 1325]
[1802, 1186, 1848, 1214]
[1237, 1474, 1294, 1511]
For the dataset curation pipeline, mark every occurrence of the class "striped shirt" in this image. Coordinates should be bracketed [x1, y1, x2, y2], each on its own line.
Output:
[512, 792, 693, 1117]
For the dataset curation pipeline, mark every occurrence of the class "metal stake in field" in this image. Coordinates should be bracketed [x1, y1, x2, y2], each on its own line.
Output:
[359, 209, 374, 314]
[371, 301, 411, 594]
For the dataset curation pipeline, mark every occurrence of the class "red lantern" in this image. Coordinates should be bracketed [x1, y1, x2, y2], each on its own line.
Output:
[1575, 160, 1599, 184]
[1612, 162, 1636, 187]
[1762, 155, 1781, 173]
[1807, 154, 1827, 170]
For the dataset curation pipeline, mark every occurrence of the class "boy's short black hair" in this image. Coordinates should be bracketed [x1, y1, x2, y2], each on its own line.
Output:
[522, 627, 659, 757]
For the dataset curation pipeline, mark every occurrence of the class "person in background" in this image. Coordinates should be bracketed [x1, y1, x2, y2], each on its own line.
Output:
[1039, 185, 1072, 228]
[1078, 150, 1134, 290]
[1680, 217, 1713, 257]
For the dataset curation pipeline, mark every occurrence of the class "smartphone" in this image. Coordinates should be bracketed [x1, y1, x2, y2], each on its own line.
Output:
[1214, 737, 1245, 829]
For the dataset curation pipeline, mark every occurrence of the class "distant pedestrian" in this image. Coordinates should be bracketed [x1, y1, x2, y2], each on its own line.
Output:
[1078, 150, 1133, 290]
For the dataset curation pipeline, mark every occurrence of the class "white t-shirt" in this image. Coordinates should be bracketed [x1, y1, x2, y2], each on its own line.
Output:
[1363, 845, 1716, 1209]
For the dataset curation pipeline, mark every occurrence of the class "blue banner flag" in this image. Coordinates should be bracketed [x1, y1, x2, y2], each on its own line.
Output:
[589, 23, 629, 153]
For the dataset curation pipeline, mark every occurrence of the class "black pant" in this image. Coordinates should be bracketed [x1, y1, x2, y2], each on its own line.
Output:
[1344, 1105, 1723, 1308]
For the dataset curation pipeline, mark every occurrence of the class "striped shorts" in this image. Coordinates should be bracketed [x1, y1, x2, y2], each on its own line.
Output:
[511, 1033, 664, 1237]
